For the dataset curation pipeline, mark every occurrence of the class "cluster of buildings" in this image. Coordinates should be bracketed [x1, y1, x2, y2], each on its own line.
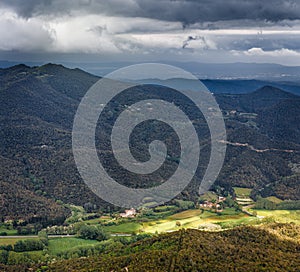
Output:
[119, 196, 227, 218]
[119, 208, 137, 218]
[199, 196, 226, 212]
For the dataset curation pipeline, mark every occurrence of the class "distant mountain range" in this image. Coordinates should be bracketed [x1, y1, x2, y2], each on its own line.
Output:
[135, 77, 300, 96]
[2, 60, 300, 81]
[0, 63, 299, 223]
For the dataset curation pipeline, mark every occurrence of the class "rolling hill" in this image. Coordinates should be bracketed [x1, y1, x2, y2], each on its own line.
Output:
[14, 224, 299, 271]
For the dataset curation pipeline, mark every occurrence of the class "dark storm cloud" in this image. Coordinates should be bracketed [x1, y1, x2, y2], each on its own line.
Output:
[1, 0, 300, 65]
[0, 0, 53, 18]
[1, 0, 300, 25]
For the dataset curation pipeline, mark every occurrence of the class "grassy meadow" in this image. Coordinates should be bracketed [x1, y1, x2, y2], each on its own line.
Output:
[141, 208, 255, 233]
[250, 209, 300, 224]
[48, 237, 99, 255]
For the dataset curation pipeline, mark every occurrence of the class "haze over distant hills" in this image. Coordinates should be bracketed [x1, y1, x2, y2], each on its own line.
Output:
[2, 60, 300, 81]
[0, 63, 299, 224]
[2, 60, 300, 96]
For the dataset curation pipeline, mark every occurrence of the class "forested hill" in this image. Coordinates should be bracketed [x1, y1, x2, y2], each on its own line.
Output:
[5, 223, 297, 272]
[0, 64, 299, 223]
[0, 64, 100, 224]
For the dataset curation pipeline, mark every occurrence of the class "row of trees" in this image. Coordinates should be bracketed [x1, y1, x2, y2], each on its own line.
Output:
[14, 239, 46, 252]
[77, 225, 107, 241]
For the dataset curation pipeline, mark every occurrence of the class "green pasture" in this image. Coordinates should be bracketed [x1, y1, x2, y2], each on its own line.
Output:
[142, 208, 250, 233]
[251, 209, 300, 224]
[103, 222, 142, 234]
[48, 237, 99, 255]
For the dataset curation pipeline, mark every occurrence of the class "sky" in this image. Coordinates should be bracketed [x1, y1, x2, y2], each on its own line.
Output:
[1, 0, 300, 65]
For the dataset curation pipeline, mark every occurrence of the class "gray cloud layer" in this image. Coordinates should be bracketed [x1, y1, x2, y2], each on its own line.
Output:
[1, 0, 300, 25]
[1, 0, 300, 65]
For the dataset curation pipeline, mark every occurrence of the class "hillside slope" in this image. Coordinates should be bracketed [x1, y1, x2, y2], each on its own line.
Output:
[0, 64, 299, 222]
[40, 224, 300, 271]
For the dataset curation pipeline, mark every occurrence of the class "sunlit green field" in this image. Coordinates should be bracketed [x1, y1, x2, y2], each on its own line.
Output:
[141, 207, 300, 234]
[169, 209, 203, 220]
[250, 209, 300, 224]
[104, 222, 142, 233]
[48, 237, 99, 255]
[141, 208, 254, 233]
